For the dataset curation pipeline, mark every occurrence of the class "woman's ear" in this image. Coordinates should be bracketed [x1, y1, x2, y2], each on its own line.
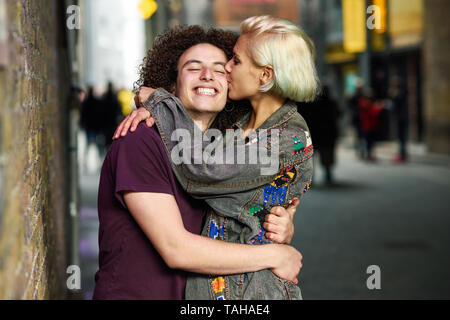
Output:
[260, 65, 275, 87]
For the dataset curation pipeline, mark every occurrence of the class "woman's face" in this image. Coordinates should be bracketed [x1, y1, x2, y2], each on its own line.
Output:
[225, 35, 263, 101]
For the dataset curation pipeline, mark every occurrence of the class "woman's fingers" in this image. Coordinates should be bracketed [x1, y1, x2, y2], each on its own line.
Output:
[130, 113, 143, 131]
[268, 206, 290, 223]
[265, 205, 295, 244]
[113, 108, 153, 140]
[113, 88, 155, 140]
[286, 198, 300, 218]
[263, 222, 280, 234]
[113, 114, 130, 139]
[130, 109, 151, 131]
[120, 112, 138, 137]
[146, 117, 155, 127]
[265, 231, 281, 243]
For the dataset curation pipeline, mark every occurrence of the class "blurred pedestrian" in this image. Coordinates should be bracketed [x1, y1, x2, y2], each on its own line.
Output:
[388, 76, 408, 163]
[347, 84, 364, 159]
[99, 82, 122, 153]
[358, 88, 383, 162]
[80, 86, 102, 146]
[80, 86, 104, 173]
[298, 86, 341, 185]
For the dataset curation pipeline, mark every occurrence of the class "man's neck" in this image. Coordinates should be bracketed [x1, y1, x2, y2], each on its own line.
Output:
[187, 111, 218, 132]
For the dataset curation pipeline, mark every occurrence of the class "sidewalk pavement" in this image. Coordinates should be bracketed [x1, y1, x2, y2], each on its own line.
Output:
[340, 136, 450, 168]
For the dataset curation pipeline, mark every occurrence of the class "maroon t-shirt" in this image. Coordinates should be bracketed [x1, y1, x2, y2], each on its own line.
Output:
[93, 124, 204, 300]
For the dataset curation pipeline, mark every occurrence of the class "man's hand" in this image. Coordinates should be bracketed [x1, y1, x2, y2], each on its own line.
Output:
[270, 244, 302, 285]
[264, 198, 299, 244]
[113, 87, 156, 139]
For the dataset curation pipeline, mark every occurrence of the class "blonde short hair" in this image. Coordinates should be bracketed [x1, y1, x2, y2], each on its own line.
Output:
[240, 15, 319, 102]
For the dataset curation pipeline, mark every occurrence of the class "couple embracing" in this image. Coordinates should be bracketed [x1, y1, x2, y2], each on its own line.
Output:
[94, 15, 319, 300]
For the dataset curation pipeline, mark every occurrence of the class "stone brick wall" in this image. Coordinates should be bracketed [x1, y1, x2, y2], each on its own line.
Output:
[0, 0, 70, 299]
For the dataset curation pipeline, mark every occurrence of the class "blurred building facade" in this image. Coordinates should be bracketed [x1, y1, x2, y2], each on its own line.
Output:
[143, 0, 302, 48]
[301, 0, 450, 154]
[79, 0, 146, 92]
[302, 0, 423, 138]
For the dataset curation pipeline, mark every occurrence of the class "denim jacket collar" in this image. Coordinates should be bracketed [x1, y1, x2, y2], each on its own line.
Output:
[233, 99, 298, 131]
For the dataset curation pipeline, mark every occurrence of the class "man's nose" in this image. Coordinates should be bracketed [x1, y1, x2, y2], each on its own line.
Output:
[200, 67, 214, 81]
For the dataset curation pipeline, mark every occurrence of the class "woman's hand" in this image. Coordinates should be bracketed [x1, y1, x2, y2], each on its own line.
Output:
[113, 87, 156, 139]
[270, 244, 302, 284]
[264, 198, 299, 244]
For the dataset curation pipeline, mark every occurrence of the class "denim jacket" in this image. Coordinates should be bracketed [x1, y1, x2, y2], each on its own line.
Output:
[143, 89, 314, 300]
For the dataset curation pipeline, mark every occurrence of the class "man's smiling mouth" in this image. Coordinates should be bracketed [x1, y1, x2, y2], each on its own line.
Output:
[195, 87, 217, 96]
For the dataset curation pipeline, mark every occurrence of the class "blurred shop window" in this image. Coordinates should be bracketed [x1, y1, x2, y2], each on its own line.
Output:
[342, 0, 367, 53]
[326, 0, 344, 44]
[388, 0, 423, 48]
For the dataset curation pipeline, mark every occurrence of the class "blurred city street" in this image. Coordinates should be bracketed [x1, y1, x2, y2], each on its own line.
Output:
[1, 0, 449, 301]
[294, 139, 450, 299]
[78, 138, 450, 300]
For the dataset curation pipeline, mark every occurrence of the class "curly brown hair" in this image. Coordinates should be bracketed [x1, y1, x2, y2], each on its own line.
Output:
[134, 25, 251, 131]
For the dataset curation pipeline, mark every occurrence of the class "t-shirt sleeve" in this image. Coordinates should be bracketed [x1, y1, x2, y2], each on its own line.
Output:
[111, 125, 174, 208]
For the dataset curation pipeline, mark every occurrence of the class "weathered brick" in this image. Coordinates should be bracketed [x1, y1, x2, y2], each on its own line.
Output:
[0, 0, 71, 299]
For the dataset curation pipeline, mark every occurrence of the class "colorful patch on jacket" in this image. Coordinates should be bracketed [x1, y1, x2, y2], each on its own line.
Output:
[250, 227, 266, 245]
[209, 220, 224, 240]
[208, 219, 227, 300]
[249, 205, 270, 227]
[212, 277, 226, 293]
[263, 166, 297, 206]
[249, 205, 264, 215]
[293, 135, 305, 152]
[303, 180, 312, 194]
[249, 206, 271, 245]
[292, 131, 314, 157]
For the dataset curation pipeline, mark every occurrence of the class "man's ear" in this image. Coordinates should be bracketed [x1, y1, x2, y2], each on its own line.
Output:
[170, 84, 176, 95]
[260, 65, 275, 87]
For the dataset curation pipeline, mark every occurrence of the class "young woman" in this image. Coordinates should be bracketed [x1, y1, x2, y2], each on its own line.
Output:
[115, 16, 319, 300]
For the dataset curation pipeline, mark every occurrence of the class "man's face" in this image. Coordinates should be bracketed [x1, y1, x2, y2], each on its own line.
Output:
[175, 43, 228, 118]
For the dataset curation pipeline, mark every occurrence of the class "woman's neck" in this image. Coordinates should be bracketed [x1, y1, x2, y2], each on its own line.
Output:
[244, 93, 286, 136]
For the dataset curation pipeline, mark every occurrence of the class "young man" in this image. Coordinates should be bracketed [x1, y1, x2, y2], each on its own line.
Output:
[93, 26, 302, 300]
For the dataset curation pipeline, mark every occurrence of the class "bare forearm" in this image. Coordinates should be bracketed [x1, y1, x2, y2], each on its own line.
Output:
[124, 192, 294, 278]
[167, 231, 279, 275]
